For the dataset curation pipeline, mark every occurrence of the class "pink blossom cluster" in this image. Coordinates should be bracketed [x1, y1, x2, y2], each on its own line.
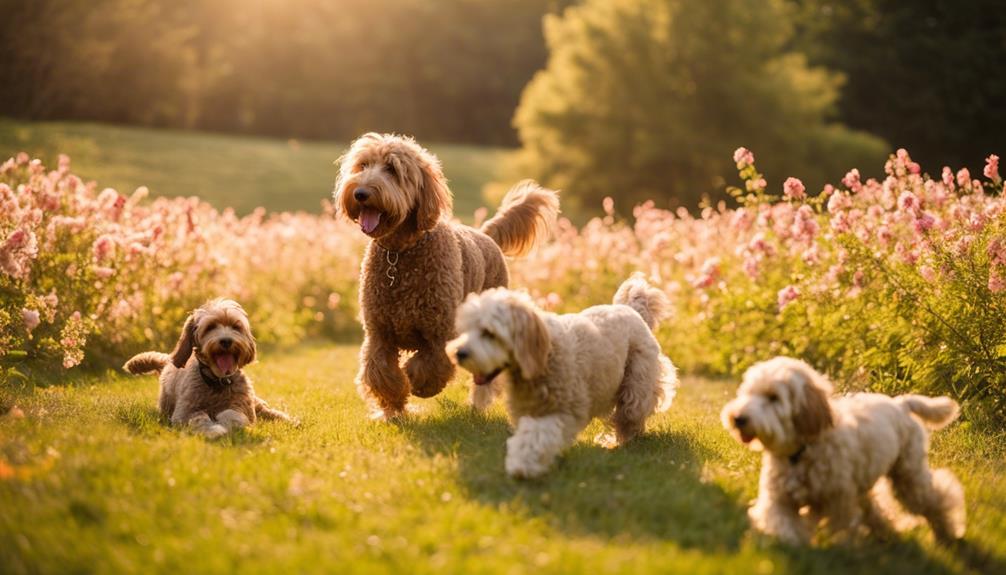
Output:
[509, 147, 1005, 383]
[1, 153, 366, 368]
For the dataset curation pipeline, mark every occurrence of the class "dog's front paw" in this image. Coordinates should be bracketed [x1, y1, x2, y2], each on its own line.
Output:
[505, 436, 551, 479]
[202, 423, 229, 440]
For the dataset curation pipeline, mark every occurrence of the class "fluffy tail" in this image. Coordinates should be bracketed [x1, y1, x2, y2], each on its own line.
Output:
[123, 351, 171, 375]
[655, 355, 679, 413]
[480, 180, 559, 257]
[897, 394, 960, 429]
[613, 272, 670, 331]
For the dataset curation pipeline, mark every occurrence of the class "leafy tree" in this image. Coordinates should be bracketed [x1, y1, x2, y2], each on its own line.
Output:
[514, 0, 888, 212]
[788, 0, 1006, 172]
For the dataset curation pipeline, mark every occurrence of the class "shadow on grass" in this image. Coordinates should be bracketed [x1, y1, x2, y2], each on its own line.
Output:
[397, 397, 748, 550]
[398, 398, 1006, 572]
[115, 403, 267, 446]
[769, 536, 1006, 575]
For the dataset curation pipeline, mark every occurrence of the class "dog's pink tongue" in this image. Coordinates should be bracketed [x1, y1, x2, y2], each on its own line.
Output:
[474, 373, 489, 386]
[215, 354, 236, 375]
[359, 208, 381, 234]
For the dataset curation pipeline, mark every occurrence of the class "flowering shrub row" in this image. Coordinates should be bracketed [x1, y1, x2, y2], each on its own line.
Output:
[1, 153, 364, 372]
[507, 149, 1006, 418]
[3, 150, 1003, 417]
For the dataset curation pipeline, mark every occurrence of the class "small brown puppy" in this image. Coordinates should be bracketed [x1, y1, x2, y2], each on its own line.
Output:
[124, 299, 292, 438]
[334, 132, 559, 418]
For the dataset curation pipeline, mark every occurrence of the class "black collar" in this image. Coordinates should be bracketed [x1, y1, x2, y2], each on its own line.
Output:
[198, 360, 234, 390]
[788, 444, 807, 465]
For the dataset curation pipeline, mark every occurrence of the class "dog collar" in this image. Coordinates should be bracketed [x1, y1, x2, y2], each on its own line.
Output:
[375, 231, 432, 287]
[788, 444, 807, 465]
[197, 360, 234, 390]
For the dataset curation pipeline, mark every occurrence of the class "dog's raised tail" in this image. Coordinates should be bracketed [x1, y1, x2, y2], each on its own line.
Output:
[123, 352, 171, 375]
[897, 394, 960, 429]
[614, 273, 670, 331]
[480, 180, 559, 257]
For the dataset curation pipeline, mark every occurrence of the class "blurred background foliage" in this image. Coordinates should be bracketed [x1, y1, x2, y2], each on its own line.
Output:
[0, 0, 1003, 211]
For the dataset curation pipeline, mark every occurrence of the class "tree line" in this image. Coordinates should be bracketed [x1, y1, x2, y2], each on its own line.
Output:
[1, 0, 1002, 207]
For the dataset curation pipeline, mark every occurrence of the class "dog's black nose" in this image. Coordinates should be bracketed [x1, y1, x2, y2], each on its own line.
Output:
[220, 338, 233, 349]
[733, 415, 748, 428]
[455, 348, 469, 362]
[353, 188, 371, 202]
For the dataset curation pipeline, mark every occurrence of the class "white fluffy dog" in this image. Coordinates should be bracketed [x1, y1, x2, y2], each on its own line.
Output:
[447, 273, 678, 478]
[721, 356, 966, 545]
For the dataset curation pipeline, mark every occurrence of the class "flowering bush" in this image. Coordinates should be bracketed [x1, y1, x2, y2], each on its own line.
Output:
[508, 148, 1006, 418]
[1, 153, 364, 371]
[3, 150, 1004, 418]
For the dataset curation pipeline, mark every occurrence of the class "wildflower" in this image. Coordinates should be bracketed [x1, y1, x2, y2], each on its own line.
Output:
[957, 168, 971, 189]
[22, 309, 40, 333]
[92, 235, 116, 261]
[990, 270, 1006, 294]
[942, 167, 955, 189]
[783, 177, 806, 201]
[897, 191, 918, 213]
[842, 169, 861, 191]
[733, 147, 754, 167]
[985, 154, 1000, 181]
[777, 285, 800, 310]
[692, 257, 721, 289]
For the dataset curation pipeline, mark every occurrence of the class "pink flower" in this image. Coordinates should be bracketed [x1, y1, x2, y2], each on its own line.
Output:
[985, 154, 1000, 181]
[733, 147, 754, 167]
[783, 177, 806, 201]
[942, 167, 955, 189]
[692, 257, 721, 289]
[957, 168, 971, 189]
[919, 265, 936, 283]
[92, 235, 116, 262]
[897, 191, 918, 213]
[602, 197, 615, 216]
[913, 212, 936, 234]
[777, 285, 800, 310]
[22, 308, 40, 332]
[990, 270, 1006, 294]
[842, 169, 861, 191]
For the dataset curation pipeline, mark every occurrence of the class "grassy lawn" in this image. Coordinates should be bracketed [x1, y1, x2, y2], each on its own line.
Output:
[0, 118, 508, 216]
[1, 343, 1003, 574]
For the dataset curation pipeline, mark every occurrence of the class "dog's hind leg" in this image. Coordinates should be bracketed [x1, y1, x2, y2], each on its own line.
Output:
[612, 340, 662, 444]
[405, 342, 455, 398]
[888, 426, 966, 542]
[358, 336, 410, 418]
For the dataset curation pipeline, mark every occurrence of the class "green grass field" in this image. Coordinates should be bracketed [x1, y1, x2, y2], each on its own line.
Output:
[1, 344, 1003, 574]
[0, 118, 507, 216]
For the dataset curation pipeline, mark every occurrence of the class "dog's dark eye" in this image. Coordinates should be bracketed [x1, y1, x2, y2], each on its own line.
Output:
[384, 162, 397, 176]
[205, 322, 217, 331]
[766, 393, 779, 402]
[481, 328, 495, 340]
[356, 162, 370, 172]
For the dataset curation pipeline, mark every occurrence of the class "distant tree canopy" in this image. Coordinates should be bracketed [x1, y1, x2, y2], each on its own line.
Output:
[513, 0, 888, 211]
[0, 0, 570, 145]
[1, 0, 1003, 211]
[789, 0, 1006, 174]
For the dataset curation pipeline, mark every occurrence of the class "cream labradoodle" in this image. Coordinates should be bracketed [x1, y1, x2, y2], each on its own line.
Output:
[124, 299, 292, 438]
[447, 273, 678, 478]
[721, 356, 966, 545]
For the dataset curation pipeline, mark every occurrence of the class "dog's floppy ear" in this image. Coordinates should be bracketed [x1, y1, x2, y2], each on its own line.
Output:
[169, 313, 197, 368]
[508, 299, 551, 380]
[793, 368, 834, 437]
[416, 150, 452, 231]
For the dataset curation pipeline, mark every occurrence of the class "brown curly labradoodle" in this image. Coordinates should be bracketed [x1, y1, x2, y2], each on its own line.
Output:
[334, 132, 559, 418]
[123, 298, 293, 438]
